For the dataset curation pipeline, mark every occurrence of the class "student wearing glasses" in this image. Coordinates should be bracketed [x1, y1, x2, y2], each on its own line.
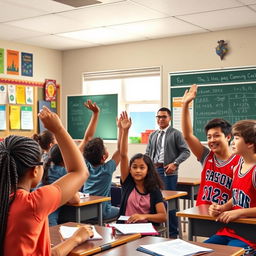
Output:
[146, 107, 190, 238]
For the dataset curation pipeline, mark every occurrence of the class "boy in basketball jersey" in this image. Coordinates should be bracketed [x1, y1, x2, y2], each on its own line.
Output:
[181, 84, 240, 206]
[206, 119, 256, 252]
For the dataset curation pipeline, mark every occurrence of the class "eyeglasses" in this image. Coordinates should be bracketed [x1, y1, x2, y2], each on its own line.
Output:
[156, 115, 168, 119]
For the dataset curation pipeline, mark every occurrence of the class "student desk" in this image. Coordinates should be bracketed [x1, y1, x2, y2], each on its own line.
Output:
[176, 204, 256, 242]
[177, 177, 201, 207]
[94, 236, 245, 256]
[161, 190, 187, 238]
[59, 196, 111, 226]
[50, 222, 141, 256]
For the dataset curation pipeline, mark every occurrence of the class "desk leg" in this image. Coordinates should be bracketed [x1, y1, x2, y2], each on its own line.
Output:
[176, 198, 183, 239]
[98, 203, 103, 226]
[188, 219, 193, 241]
[191, 186, 195, 207]
[166, 202, 170, 238]
[76, 208, 81, 223]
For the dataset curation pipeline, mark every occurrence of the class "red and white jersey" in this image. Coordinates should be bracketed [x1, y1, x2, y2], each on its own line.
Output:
[196, 151, 241, 206]
[217, 160, 256, 248]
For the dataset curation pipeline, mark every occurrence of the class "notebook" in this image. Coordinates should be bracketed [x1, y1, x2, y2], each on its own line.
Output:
[137, 239, 214, 256]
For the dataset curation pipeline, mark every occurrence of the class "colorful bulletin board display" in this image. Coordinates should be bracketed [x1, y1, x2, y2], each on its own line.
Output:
[0, 78, 60, 138]
[7, 50, 19, 75]
[169, 66, 256, 141]
[21, 52, 33, 77]
[0, 48, 4, 74]
[45, 79, 57, 101]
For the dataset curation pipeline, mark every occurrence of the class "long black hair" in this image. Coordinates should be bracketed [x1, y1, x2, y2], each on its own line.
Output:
[129, 153, 164, 193]
[0, 135, 41, 254]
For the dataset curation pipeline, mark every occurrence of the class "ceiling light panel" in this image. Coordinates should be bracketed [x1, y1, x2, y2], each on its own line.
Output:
[58, 1, 168, 29]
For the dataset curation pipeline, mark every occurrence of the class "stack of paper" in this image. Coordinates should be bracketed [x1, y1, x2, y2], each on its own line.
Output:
[137, 239, 213, 256]
[59, 225, 102, 240]
[111, 223, 159, 235]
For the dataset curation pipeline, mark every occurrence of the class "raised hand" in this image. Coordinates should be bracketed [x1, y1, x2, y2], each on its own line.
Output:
[182, 84, 198, 105]
[38, 106, 63, 134]
[120, 111, 132, 130]
[84, 100, 100, 113]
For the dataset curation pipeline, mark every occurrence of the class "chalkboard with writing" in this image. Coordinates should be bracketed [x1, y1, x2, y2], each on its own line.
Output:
[67, 94, 117, 140]
[170, 67, 256, 141]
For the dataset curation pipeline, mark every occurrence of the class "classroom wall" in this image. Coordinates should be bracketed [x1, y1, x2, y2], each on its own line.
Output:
[0, 40, 63, 116]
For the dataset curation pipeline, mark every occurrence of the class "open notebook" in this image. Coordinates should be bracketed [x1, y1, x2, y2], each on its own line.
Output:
[137, 239, 213, 256]
[111, 223, 159, 235]
[59, 225, 103, 240]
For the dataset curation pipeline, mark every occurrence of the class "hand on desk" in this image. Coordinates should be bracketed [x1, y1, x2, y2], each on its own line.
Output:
[208, 203, 224, 217]
[127, 214, 147, 223]
[215, 209, 244, 224]
[73, 225, 94, 243]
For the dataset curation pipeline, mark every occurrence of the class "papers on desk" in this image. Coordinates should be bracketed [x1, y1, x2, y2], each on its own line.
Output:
[78, 192, 89, 198]
[118, 215, 130, 221]
[136, 239, 214, 256]
[111, 223, 159, 235]
[59, 225, 103, 240]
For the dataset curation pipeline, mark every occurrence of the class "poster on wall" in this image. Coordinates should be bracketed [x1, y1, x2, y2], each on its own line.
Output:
[0, 48, 4, 74]
[16, 85, 26, 104]
[8, 84, 16, 104]
[45, 79, 57, 101]
[21, 106, 33, 130]
[21, 52, 33, 77]
[0, 106, 7, 130]
[7, 49, 19, 75]
[26, 86, 34, 104]
[0, 85, 7, 104]
[10, 105, 20, 129]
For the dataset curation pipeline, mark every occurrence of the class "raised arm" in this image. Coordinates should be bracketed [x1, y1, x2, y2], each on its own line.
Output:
[78, 100, 100, 153]
[181, 84, 204, 160]
[38, 107, 89, 206]
[111, 116, 123, 166]
[119, 111, 132, 183]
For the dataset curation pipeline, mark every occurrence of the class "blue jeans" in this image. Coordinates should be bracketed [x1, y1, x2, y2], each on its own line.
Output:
[103, 205, 120, 220]
[157, 167, 178, 237]
[204, 235, 249, 248]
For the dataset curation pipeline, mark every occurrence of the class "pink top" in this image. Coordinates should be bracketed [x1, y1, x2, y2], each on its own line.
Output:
[125, 187, 150, 222]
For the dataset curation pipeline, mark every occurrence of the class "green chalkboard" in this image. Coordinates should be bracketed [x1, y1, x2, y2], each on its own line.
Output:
[67, 94, 118, 140]
[170, 67, 256, 141]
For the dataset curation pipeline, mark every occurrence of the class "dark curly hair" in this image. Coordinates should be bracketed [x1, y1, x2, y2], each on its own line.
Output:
[83, 137, 105, 166]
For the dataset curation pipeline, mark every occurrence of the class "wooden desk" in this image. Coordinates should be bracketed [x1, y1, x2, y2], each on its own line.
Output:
[177, 205, 256, 242]
[59, 196, 111, 226]
[161, 190, 187, 238]
[177, 177, 201, 207]
[94, 236, 245, 256]
[50, 222, 141, 256]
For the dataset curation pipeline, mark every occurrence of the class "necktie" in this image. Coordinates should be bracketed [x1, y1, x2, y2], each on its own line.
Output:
[154, 131, 164, 163]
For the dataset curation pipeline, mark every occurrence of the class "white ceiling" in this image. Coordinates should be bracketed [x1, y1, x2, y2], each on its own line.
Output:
[1, 0, 256, 50]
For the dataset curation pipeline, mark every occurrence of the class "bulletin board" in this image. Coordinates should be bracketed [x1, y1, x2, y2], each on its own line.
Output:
[0, 78, 60, 138]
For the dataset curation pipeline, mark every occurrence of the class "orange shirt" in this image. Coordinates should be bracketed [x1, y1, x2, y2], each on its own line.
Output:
[4, 185, 61, 256]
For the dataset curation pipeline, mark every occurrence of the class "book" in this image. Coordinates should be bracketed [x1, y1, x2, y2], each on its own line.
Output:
[111, 223, 159, 235]
[59, 225, 102, 240]
[136, 239, 214, 256]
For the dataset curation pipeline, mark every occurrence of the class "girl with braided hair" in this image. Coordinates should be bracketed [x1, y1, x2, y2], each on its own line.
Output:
[0, 107, 93, 256]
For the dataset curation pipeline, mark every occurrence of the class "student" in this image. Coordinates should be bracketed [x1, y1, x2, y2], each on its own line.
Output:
[206, 119, 256, 253]
[119, 111, 167, 224]
[41, 144, 80, 226]
[32, 129, 56, 162]
[1, 107, 93, 256]
[79, 100, 121, 220]
[181, 84, 241, 205]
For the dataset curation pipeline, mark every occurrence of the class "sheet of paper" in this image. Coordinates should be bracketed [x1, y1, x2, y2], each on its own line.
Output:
[138, 239, 213, 256]
[26, 86, 34, 104]
[16, 85, 26, 104]
[112, 223, 157, 234]
[21, 106, 33, 130]
[0, 85, 7, 104]
[9, 105, 20, 129]
[8, 84, 16, 104]
[59, 225, 102, 240]
[0, 105, 6, 130]
[118, 215, 130, 221]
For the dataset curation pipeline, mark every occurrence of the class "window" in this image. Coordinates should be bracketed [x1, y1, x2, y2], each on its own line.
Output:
[83, 67, 161, 137]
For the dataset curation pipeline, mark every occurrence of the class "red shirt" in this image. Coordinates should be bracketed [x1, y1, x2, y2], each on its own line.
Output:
[4, 185, 61, 256]
[217, 161, 256, 248]
[196, 151, 240, 206]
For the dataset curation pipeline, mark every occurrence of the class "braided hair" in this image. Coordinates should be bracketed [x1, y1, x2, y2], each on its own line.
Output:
[0, 135, 41, 254]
